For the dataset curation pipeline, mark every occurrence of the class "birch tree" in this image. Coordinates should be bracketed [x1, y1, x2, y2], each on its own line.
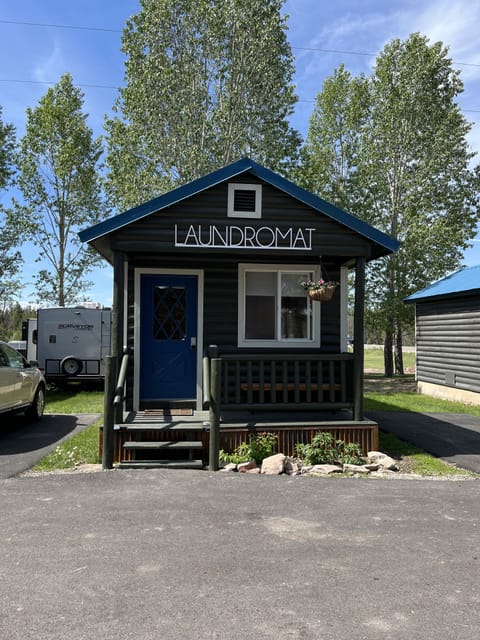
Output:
[301, 34, 480, 375]
[105, 0, 300, 210]
[0, 106, 21, 305]
[15, 74, 106, 306]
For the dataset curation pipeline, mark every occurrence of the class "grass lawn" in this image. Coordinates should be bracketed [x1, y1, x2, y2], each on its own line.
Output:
[34, 385, 104, 471]
[364, 347, 416, 372]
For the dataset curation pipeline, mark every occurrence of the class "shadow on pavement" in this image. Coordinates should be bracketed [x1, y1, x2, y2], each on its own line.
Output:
[366, 410, 480, 473]
[0, 413, 100, 478]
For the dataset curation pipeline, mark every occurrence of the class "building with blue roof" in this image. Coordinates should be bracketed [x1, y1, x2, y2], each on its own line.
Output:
[405, 264, 480, 405]
[80, 158, 399, 468]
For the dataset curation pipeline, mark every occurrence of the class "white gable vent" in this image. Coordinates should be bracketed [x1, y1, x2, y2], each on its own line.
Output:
[228, 183, 262, 218]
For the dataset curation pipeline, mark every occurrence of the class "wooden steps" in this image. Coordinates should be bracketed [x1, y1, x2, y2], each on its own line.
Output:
[106, 410, 379, 469]
[119, 460, 204, 470]
[115, 413, 207, 469]
[122, 440, 203, 451]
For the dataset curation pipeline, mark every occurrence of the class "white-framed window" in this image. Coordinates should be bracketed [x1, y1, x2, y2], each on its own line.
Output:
[238, 263, 321, 348]
[227, 183, 262, 218]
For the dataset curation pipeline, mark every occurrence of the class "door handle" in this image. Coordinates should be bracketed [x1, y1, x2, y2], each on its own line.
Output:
[190, 337, 197, 349]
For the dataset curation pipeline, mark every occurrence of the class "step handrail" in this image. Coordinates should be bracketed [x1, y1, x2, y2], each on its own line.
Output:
[113, 349, 130, 406]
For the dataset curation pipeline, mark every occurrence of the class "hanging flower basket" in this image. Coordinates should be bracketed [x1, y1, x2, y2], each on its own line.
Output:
[301, 279, 338, 302]
[307, 285, 337, 302]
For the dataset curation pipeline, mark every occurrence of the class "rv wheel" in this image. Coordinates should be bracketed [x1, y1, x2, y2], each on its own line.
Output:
[61, 356, 82, 376]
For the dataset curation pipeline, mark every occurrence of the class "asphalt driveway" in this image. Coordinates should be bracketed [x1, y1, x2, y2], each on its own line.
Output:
[0, 413, 100, 478]
[366, 410, 480, 473]
[0, 469, 479, 639]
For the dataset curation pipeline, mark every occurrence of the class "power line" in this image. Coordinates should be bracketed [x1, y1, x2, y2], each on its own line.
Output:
[0, 18, 121, 33]
[1, 18, 480, 68]
[0, 77, 479, 114]
[0, 78, 117, 90]
[0, 18, 479, 114]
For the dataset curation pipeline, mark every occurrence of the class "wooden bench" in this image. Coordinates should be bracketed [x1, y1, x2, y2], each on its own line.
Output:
[240, 382, 341, 392]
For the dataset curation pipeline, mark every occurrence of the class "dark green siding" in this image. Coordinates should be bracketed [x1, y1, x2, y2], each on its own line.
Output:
[109, 178, 372, 259]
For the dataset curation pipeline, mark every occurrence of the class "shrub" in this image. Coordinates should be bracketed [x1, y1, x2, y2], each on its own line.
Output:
[219, 432, 278, 464]
[295, 432, 363, 466]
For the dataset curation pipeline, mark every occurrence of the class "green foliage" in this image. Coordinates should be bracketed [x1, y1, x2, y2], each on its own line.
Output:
[219, 431, 278, 464]
[0, 302, 36, 341]
[299, 65, 369, 210]
[0, 106, 21, 298]
[14, 73, 107, 306]
[105, 0, 301, 210]
[295, 432, 363, 466]
[0, 104, 15, 192]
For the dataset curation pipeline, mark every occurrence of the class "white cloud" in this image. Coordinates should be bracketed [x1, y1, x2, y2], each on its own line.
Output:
[33, 41, 65, 83]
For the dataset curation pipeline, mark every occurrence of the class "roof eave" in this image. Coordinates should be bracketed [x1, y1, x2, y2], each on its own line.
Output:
[79, 157, 399, 257]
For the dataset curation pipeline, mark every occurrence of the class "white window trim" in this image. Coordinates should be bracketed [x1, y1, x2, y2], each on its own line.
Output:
[227, 183, 262, 218]
[237, 263, 321, 348]
[340, 265, 349, 352]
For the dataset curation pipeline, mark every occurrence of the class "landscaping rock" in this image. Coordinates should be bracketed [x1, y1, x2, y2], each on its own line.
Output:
[219, 449, 404, 477]
[343, 463, 371, 474]
[309, 464, 343, 475]
[367, 451, 399, 471]
[261, 453, 286, 475]
[284, 458, 300, 475]
[237, 460, 258, 473]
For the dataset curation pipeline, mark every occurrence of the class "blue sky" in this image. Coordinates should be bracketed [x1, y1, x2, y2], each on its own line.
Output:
[1, 0, 479, 306]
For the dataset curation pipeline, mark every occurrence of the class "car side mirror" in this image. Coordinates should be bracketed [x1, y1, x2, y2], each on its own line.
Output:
[29, 360, 40, 368]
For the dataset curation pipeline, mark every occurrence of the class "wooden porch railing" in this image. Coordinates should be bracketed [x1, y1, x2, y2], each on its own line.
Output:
[103, 349, 130, 469]
[206, 352, 355, 470]
[212, 353, 354, 411]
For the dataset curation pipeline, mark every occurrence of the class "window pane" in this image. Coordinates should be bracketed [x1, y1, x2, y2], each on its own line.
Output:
[245, 272, 275, 339]
[153, 286, 187, 341]
[281, 273, 311, 339]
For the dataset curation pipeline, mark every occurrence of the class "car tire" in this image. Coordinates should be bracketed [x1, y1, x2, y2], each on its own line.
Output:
[26, 384, 46, 421]
[61, 357, 82, 376]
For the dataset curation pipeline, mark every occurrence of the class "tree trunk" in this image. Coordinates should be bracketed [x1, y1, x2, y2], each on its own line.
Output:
[384, 328, 394, 377]
[394, 325, 404, 375]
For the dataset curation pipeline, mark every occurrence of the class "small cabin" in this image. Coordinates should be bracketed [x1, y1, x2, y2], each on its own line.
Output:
[405, 264, 480, 406]
[80, 158, 398, 468]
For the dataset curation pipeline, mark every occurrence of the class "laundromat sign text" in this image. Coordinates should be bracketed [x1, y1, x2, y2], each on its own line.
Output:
[174, 224, 316, 251]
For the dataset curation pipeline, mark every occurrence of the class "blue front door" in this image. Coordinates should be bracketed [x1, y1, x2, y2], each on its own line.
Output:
[140, 274, 198, 403]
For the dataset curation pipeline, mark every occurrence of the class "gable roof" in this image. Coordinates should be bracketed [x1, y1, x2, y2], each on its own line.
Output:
[404, 264, 480, 303]
[79, 157, 399, 259]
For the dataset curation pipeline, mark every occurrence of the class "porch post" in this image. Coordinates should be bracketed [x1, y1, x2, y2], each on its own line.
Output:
[208, 357, 221, 471]
[112, 251, 125, 424]
[353, 256, 366, 421]
[102, 355, 115, 469]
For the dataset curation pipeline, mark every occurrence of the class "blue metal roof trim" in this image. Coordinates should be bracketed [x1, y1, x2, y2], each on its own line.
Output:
[248, 160, 399, 253]
[405, 264, 480, 302]
[79, 159, 251, 243]
[79, 157, 399, 254]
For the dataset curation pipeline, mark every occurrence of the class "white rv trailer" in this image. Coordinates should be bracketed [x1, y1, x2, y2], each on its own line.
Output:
[23, 305, 112, 383]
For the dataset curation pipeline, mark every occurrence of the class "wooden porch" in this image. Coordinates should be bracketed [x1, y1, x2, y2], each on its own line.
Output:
[102, 351, 377, 469]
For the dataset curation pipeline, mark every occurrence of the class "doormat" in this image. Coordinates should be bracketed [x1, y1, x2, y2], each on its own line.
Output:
[143, 408, 194, 417]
